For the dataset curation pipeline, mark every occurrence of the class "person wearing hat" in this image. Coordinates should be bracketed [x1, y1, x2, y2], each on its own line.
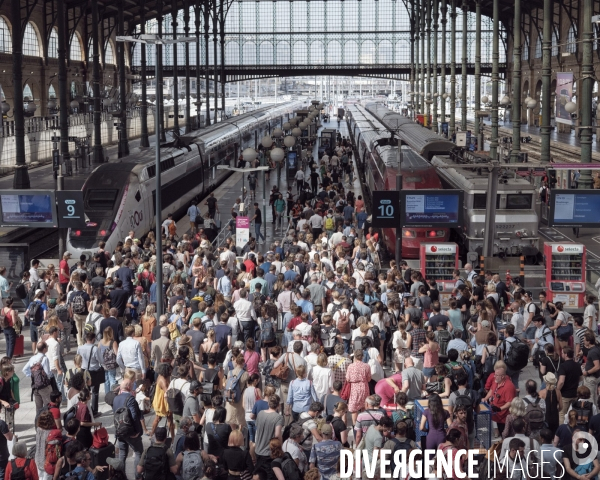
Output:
[59, 251, 72, 293]
[539, 372, 561, 433]
[136, 426, 178, 479]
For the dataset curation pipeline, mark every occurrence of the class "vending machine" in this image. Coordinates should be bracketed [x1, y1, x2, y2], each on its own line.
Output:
[420, 243, 460, 308]
[544, 243, 586, 310]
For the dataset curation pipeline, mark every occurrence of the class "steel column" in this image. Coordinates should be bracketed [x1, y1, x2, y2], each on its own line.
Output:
[441, 0, 447, 135]
[426, 0, 431, 123]
[118, 2, 130, 157]
[213, 0, 218, 122]
[540, 0, 551, 163]
[510, 0, 521, 163]
[415, 0, 420, 114]
[11, 0, 29, 188]
[490, 0, 499, 160]
[432, 0, 439, 132]
[92, 0, 106, 160]
[579, 0, 593, 184]
[204, 0, 211, 126]
[219, 0, 226, 115]
[157, 0, 167, 141]
[139, 0, 150, 147]
[57, 0, 69, 163]
[184, 0, 191, 133]
[172, 0, 179, 133]
[195, 1, 202, 128]
[410, 0, 416, 118]
[450, 0, 456, 135]
[420, 0, 425, 114]
[474, 0, 481, 147]
[461, 0, 467, 131]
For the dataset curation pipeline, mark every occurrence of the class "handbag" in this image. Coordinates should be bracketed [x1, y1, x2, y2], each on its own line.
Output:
[270, 353, 294, 381]
[92, 427, 109, 448]
[340, 381, 351, 401]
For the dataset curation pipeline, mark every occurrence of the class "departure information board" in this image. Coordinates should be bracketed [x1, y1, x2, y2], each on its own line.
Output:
[549, 190, 600, 228]
[0, 190, 57, 227]
[400, 190, 463, 227]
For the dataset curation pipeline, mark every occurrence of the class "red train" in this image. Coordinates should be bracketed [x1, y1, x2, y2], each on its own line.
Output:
[346, 105, 449, 258]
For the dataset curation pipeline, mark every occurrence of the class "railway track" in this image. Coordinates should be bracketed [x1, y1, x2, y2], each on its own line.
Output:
[466, 121, 599, 164]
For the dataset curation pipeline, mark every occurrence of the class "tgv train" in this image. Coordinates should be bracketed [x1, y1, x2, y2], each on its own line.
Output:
[431, 151, 541, 262]
[346, 105, 449, 258]
[67, 101, 304, 258]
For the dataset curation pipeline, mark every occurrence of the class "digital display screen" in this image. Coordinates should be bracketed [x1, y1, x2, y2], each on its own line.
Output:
[550, 282, 564, 291]
[549, 190, 600, 228]
[0, 190, 57, 227]
[287, 151, 297, 170]
[400, 190, 463, 227]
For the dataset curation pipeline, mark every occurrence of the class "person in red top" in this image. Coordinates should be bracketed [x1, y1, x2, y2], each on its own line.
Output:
[59, 251, 72, 292]
[1, 297, 18, 359]
[46, 391, 63, 429]
[374, 373, 403, 405]
[243, 254, 257, 275]
[354, 195, 365, 213]
[366, 227, 379, 244]
[285, 306, 303, 332]
[483, 360, 517, 436]
[5, 442, 38, 480]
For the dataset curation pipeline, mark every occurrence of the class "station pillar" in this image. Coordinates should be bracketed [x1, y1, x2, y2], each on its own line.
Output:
[510, 0, 522, 163]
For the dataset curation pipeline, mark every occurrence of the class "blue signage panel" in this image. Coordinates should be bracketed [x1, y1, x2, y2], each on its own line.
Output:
[400, 190, 463, 228]
[372, 190, 400, 228]
[549, 189, 600, 228]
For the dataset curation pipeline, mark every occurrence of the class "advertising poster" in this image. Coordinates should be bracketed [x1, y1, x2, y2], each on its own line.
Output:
[556, 72, 574, 125]
[236, 216, 250, 248]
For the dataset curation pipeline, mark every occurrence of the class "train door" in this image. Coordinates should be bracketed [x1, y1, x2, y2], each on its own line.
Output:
[196, 144, 205, 196]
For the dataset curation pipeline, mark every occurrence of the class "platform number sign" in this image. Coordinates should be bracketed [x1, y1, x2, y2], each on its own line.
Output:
[372, 191, 400, 228]
[56, 191, 87, 229]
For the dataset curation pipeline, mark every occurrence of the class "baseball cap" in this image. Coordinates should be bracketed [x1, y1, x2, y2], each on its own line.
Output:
[320, 424, 333, 436]
[481, 320, 490, 328]
[35, 289, 43, 296]
[135, 286, 143, 292]
[189, 380, 201, 392]
[63, 251, 72, 258]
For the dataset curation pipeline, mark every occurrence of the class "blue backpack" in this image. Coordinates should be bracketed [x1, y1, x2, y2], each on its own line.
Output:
[260, 319, 276, 343]
[225, 368, 245, 404]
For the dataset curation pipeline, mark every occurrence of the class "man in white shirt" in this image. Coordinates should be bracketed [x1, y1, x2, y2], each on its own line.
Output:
[29, 259, 40, 283]
[233, 289, 256, 322]
[219, 245, 237, 271]
[464, 263, 477, 285]
[309, 213, 324, 239]
[295, 169, 305, 193]
[531, 316, 553, 356]
[584, 294, 598, 333]
[46, 327, 62, 384]
[522, 291, 538, 339]
[287, 331, 311, 357]
[23, 342, 53, 414]
[117, 325, 146, 382]
[509, 302, 525, 339]
[329, 227, 344, 249]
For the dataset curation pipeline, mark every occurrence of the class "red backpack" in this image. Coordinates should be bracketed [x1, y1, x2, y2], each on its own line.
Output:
[44, 429, 63, 474]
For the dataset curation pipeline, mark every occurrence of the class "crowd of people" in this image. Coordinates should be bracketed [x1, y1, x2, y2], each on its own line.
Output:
[0, 129, 597, 480]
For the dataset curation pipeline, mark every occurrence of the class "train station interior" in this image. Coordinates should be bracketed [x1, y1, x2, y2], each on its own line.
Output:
[0, 0, 600, 477]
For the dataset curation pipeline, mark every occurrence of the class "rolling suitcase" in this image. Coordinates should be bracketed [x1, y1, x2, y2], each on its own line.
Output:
[89, 442, 115, 480]
[13, 335, 24, 357]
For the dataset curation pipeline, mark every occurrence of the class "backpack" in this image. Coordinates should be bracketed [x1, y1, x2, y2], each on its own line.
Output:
[168, 322, 181, 340]
[143, 445, 168, 480]
[55, 304, 69, 324]
[224, 368, 245, 404]
[44, 429, 63, 474]
[70, 292, 86, 315]
[62, 405, 77, 425]
[166, 381, 188, 416]
[483, 346, 498, 381]
[528, 302, 541, 318]
[260, 319, 276, 343]
[370, 326, 381, 349]
[200, 369, 219, 404]
[436, 330, 452, 357]
[31, 361, 51, 390]
[29, 301, 44, 326]
[27, 280, 41, 302]
[320, 325, 338, 349]
[523, 397, 545, 430]
[10, 459, 30, 480]
[15, 282, 27, 300]
[337, 311, 350, 334]
[574, 400, 594, 431]
[139, 273, 152, 293]
[278, 452, 303, 480]
[325, 217, 335, 230]
[503, 338, 529, 371]
[114, 404, 136, 438]
[454, 389, 476, 432]
[282, 416, 312, 444]
[182, 450, 203, 480]
[103, 341, 118, 370]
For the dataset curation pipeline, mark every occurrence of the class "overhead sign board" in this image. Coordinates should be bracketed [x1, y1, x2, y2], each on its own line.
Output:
[424, 243, 457, 254]
[372, 190, 400, 228]
[56, 191, 87, 229]
[0, 190, 57, 228]
[400, 190, 463, 228]
[549, 189, 600, 228]
[550, 243, 584, 254]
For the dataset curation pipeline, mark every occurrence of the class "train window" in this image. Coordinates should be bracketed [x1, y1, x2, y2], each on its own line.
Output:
[506, 194, 532, 209]
[473, 194, 500, 209]
[86, 189, 118, 209]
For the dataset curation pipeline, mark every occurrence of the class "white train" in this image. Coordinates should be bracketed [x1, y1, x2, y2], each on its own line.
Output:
[431, 151, 541, 263]
[67, 101, 304, 258]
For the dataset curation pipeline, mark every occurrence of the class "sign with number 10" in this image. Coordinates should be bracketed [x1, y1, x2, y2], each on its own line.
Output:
[372, 190, 400, 228]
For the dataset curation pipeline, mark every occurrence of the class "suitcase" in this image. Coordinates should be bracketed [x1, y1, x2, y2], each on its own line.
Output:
[89, 442, 116, 480]
[13, 335, 24, 357]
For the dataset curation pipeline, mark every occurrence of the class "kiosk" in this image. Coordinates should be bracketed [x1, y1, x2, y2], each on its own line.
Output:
[318, 128, 337, 157]
[543, 242, 586, 310]
[420, 243, 459, 308]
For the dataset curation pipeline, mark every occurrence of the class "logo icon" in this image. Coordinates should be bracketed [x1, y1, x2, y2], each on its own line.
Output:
[557, 245, 564, 252]
[430, 246, 437, 252]
[572, 432, 598, 466]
